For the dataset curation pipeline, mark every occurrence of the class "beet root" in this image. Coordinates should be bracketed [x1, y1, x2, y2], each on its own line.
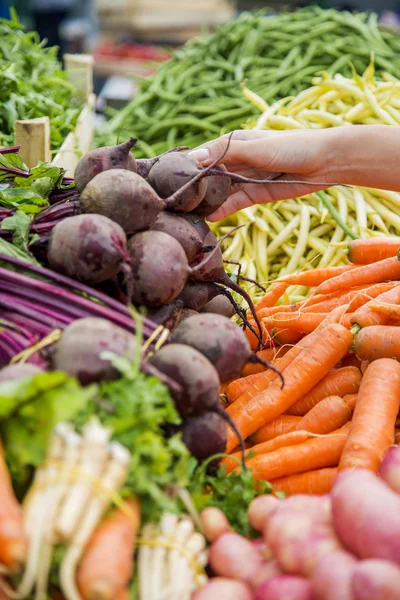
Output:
[79, 169, 165, 235]
[151, 211, 203, 262]
[128, 231, 188, 307]
[136, 146, 189, 180]
[181, 213, 211, 242]
[178, 281, 222, 312]
[146, 300, 184, 331]
[175, 308, 199, 326]
[194, 165, 232, 217]
[148, 343, 220, 416]
[148, 152, 208, 213]
[0, 363, 44, 382]
[48, 214, 133, 293]
[202, 295, 235, 318]
[51, 317, 136, 385]
[74, 138, 137, 192]
[180, 412, 227, 461]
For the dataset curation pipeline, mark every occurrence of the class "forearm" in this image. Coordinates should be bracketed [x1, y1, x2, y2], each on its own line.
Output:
[326, 125, 400, 191]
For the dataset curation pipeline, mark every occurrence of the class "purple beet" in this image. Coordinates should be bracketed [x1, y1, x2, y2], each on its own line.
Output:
[146, 299, 184, 330]
[194, 165, 232, 217]
[172, 313, 283, 385]
[74, 138, 137, 192]
[0, 363, 44, 382]
[175, 308, 199, 326]
[202, 294, 235, 318]
[180, 412, 227, 461]
[136, 146, 188, 180]
[51, 317, 136, 385]
[148, 152, 208, 213]
[48, 214, 132, 293]
[150, 211, 203, 262]
[128, 231, 188, 307]
[79, 169, 165, 235]
[181, 213, 211, 241]
[178, 281, 222, 312]
[148, 342, 246, 463]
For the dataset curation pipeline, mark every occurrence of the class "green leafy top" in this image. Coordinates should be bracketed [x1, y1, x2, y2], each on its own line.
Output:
[0, 10, 83, 152]
[189, 455, 274, 538]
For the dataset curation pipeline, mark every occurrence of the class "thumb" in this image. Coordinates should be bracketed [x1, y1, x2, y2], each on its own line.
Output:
[188, 138, 266, 169]
[206, 190, 255, 222]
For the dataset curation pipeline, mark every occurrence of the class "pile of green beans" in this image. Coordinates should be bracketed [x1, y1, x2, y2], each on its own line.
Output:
[98, 6, 400, 157]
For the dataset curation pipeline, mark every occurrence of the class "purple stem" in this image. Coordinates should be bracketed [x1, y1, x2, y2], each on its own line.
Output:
[0, 317, 38, 343]
[0, 146, 21, 155]
[49, 190, 78, 204]
[0, 312, 51, 337]
[32, 200, 78, 224]
[0, 294, 71, 329]
[62, 177, 75, 186]
[0, 338, 16, 365]
[0, 166, 30, 178]
[0, 255, 159, 335]
[0, 329, 25, 354]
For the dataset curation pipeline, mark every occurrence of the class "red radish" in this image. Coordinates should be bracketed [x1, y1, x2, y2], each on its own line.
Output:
[351, 559, 400, 600]
[311, 550, 357, 600]
[379, 446, 400, 494]
[74, 138, 137, 192]
[200, 507, 231, 542]
[248, 496, 280, 533]
[48, 214, 132, 293]
[255, 575, 313, 600]
[331, 469, 400, 564]
[51, 317, 136, 385]
[209, 532, 266, 583]
[192, 578, 253, 600]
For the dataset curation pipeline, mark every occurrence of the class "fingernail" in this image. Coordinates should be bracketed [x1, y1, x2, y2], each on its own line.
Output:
[187, 148, 210, 163]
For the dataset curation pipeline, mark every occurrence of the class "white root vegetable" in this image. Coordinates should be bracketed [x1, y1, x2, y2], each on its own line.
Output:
[60, 442, 130, 600]
[351, 559, 400, 600]
[331, 470, 400, 564]
[311, 550, 357, 600]
[56, 419, 111, 541]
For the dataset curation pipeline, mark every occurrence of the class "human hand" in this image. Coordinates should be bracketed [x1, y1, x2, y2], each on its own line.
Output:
[188, 128, 340, 221]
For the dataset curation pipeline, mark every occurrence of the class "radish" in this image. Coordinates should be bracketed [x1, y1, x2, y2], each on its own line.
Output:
[331, 469, 400, 564]
[192, 578, 253, 600]
[150, 211, 203, 262]
[74, 138, 137, 192]
[194, 165, 232, 217]
[0, 363, 43, 382]
[51, 317, 136, 385]
[48, 214, 132, 293]
[248, 496, 280, 533]
[200, 507, 231, 543]
[351, 559, 400, 600]
[311, 550, 357, 600]
[209, 532, 266, 584]
[172, 314, 283, 385]
[79, 170, 165, 235]
[255, 575, 313, 600]
[379, 445, 400, 494]
[148, 343, 246, 462]
[180, 412, 227, 461]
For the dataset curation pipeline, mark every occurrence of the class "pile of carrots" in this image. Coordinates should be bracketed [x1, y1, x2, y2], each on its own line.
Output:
[221, 237, 400, 494]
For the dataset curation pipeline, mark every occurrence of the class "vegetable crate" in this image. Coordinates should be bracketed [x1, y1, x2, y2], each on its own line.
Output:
[14, 54, 95, 177]
[95, 0, 235, 40]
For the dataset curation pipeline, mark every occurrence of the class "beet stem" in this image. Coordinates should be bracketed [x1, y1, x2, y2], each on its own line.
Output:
[214, 404, 246, 470]
[189, 225, 244, 278]
[248, 354, 284, 388]
[0, 146, 21, 155]
[208, 168, 340, 188]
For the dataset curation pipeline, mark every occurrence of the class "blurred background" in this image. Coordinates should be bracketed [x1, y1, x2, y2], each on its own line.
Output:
[2, 0, 400, 111]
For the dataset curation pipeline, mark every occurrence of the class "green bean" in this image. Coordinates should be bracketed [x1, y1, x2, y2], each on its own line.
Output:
[316, 191, 359, 240]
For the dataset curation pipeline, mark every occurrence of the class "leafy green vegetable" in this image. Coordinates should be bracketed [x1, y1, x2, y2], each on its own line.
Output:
[0, 10, 83, 152]
[73, 361, 192, 523]
[1, 210, 39, 254]
[0, 371, 95, 488]
[189, 455, 273, 538]
[0, 237, 40, 267]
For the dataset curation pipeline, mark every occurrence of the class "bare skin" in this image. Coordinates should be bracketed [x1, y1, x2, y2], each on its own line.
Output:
[188, 125, 400, 221]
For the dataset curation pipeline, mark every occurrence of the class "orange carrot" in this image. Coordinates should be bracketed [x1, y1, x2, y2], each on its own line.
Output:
[272, 328, 303, 346]
[225, 323, 353, 451]
[339, 358, 400, 473]
[115, 591, 130, 600]
[228, 305, 350, 407]
[348, 238, 400, 265]
[250, 415, 302, 444]
[245, 319, 269, 350]
[241, 347, 286, 377]
[263, 312, 353, 334]
[287, 366, 362, 416]
[0, 443, 26, 571]
[354, 326, 400, 362]
[243, 424, 350, 482]
[317, 256, 400, 296]
[257, 294, 329, 320]
[278, 264, 356, 287]
[346, 282, 399, 313]
[223, 430, 314, 474]
[351, 284, 400, 329]
[253, 281, 289, 313]
[77, 498, 141, 600]
[271, 468, 338, 495]
[293, 395, 352, 434]
[343, 393, 358, 411]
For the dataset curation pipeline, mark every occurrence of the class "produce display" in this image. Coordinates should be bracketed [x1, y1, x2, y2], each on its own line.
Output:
[212, 61, 400, 299]
[100, 6, 400, 156]
[0, 12, 83, 152]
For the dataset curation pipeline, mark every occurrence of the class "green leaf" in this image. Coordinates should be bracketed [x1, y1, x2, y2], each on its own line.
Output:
[0, 235, 40, 266]
[1, 210, 34, 254]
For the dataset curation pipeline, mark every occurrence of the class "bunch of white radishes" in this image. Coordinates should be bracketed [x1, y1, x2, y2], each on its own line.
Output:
[195, 445, 400, 600]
